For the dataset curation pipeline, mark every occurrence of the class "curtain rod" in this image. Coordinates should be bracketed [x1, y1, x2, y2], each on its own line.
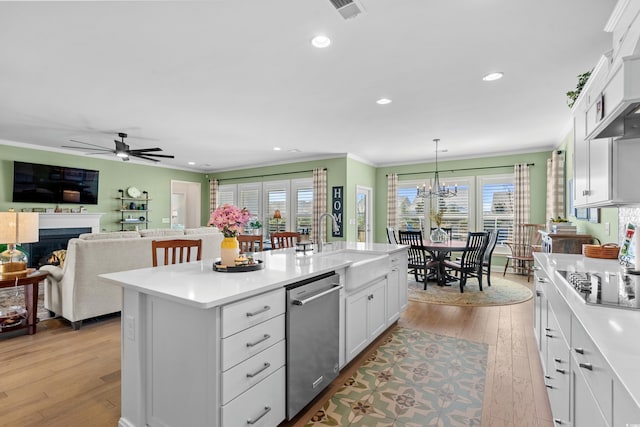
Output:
[213, 168, 326, 182]
[387, 163, 535, 177]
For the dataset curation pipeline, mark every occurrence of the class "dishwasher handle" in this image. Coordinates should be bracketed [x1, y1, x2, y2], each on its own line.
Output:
[292, 284, 342, 306]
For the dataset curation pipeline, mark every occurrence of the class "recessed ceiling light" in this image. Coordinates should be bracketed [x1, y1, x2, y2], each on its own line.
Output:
[482, 72, 504, 81]
[311, 35, 331, 48]
[273, 147, 281, 151]
[376, 98, 392, 105]
[188, 161, 196, 165]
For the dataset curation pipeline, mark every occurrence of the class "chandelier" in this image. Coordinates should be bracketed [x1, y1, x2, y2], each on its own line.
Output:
[416, 138, 457, 199]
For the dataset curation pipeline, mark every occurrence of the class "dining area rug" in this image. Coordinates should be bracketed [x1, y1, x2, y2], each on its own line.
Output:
[408, 276, 533, 307]
[305, 326, 487, 426]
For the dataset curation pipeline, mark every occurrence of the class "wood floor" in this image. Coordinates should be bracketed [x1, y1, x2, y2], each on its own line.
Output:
[0, 273, 552, 427]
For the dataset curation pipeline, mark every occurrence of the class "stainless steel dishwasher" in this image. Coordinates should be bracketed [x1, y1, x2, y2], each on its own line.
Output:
[286, 271, 342, 420]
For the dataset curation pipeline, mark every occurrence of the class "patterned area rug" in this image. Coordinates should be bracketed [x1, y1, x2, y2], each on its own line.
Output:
[305, 326, 487, 426]
[408, 276, 532, 307]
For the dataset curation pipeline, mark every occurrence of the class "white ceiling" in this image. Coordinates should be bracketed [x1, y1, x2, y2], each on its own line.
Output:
[0, 0, 616, 172]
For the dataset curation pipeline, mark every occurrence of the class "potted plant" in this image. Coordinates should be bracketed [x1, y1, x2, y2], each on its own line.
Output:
[249, 219, 263, 236]
[566, 71, 591, 108]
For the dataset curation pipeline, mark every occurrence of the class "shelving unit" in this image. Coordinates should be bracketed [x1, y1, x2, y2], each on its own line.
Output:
[117, 189, 151, 231]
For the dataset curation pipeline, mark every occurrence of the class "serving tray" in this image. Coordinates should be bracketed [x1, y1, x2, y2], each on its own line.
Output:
[213, 259, 264, 273]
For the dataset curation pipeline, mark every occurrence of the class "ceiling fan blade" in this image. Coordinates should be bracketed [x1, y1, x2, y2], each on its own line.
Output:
[130, 153, 160, 162]
[69, 139, 113, 150]
[139, 153, 175, 159]
[129, 147, 163, 154]
[62, 145, 114, 153]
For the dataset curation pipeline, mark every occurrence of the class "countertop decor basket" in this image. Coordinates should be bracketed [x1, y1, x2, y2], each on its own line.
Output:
[583, 243, 619, 259]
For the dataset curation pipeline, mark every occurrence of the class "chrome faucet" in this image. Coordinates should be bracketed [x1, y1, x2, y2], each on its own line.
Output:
[317, 213, 339, 253]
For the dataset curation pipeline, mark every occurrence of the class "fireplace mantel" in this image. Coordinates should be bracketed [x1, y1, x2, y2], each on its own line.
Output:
[38, 213, 104, 233]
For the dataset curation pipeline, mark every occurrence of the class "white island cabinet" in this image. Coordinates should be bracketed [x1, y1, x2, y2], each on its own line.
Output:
[101, 242, 408, 427]
[533, 253, 640, 427]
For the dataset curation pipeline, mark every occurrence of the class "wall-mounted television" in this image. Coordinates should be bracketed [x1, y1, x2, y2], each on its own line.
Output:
[12, 161, 100, 205]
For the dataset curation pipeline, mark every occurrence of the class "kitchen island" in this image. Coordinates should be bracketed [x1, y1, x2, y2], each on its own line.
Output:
[533, 252, 640, 426]
[100, 242, 408, 427]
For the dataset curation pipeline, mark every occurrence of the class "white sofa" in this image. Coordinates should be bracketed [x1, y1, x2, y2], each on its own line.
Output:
[40, 228, 223, 329]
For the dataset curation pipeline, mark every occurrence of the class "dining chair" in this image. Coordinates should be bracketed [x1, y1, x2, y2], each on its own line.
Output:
[398, 230, 436, 289]
[270, 232, 301, 249]
[238, 234, 263, 253]
[482, 230, 499, 287]
[503, 223, 545, 282]
[386, 227, 399, 244]
[151, 239, 202, 266]
[443, 231, 489, 293]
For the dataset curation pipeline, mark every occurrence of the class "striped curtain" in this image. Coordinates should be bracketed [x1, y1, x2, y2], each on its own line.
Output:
[208, 179, 218, 224]
[513, 164, 531, 273]
[387, 173, 398, 229]
[312, 168, 327, 245]
[546, 151, 565, 221]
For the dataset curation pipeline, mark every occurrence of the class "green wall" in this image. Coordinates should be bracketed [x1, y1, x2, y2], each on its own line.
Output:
[346, 157, 377, 242]
[557, 131, 619, 244]
[1, 143, 207, 232]
[375, 151, 552, 243]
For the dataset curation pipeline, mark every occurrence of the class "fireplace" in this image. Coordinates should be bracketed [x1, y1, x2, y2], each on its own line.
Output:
[23, 227, 91, 268]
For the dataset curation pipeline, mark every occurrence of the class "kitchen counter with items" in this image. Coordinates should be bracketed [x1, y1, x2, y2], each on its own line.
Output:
[533, 252, 640, 426]
[100, 242, 408, 427]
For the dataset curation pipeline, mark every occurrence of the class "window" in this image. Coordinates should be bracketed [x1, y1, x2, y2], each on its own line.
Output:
[478, 174, 514, 247]
[434, 177, 472, 240]
[397, 180, 426, 232]
[397, 174, 513, 244]
[218, 178, 313, 239]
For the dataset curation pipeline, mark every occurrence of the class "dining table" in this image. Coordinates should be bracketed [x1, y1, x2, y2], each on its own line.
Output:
[422, 239, 468, 286]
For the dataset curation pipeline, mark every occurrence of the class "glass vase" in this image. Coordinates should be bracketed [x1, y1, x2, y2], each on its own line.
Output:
[220, 236, 240, 267]
[430, 227, 449, 243]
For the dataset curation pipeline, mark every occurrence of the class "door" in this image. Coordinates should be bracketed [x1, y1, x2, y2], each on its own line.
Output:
[171, 180, 202, 230]
[356, 185, 372, 243]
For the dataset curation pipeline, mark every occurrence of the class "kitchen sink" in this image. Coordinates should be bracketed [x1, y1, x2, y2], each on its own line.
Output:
[316, 249, 390, 292]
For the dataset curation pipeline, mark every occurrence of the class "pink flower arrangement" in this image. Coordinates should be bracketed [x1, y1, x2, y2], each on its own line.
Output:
[209, 204, 251, 237]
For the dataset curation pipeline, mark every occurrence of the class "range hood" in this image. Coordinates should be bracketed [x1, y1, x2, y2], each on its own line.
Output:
[596, 102, 640, 139]
[589, 54, 640, 140]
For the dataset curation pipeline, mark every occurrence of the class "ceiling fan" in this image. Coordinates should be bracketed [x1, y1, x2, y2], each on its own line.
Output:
[62, 132, 175, 162]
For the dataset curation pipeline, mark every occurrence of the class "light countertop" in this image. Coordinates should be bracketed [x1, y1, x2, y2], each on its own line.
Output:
[533, 252, 640, 409]
[99, 242, 407, 309]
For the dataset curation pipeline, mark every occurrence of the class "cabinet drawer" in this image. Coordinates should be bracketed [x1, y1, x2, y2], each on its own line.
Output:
[222, 367, 285, 427]
[222, 314, 285, 370]
[571, 316, 613, 423]
[221, 288, 285, 338]
[545, 309, 570, 424]
[221, 340, 285, 405]
[545, 281, 570, 342]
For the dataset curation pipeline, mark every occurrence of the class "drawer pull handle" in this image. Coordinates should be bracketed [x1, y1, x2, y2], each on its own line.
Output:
[545, 328, 551, 332]
[555, 368, 566, 374]
[246, 362, 271, 378]
[532, 266, 541, 271]
[246, 334, 271, 348]
[553, 419, 564, 425]
[247, 406, 271, 425]
[544, 375, 551, 379]
[246, 306, 270, 317]
[537, 277, 547, 283]
[574, 348, 584, 355]
[554, 358, 562, 363]
[545, 334, 553, 338]
[536, 291, 542, 297]
[579, 362, 593, 371]
[546, 384, 553, 389]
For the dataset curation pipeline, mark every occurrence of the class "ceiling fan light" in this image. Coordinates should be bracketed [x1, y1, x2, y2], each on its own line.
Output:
[116, 151, 129, 158]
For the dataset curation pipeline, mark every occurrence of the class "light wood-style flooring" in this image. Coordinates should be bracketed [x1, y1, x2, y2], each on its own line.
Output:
[0, 273, 552, 426]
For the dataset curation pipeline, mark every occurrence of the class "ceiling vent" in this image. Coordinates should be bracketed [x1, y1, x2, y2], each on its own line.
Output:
[329, 0, 364, 20]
